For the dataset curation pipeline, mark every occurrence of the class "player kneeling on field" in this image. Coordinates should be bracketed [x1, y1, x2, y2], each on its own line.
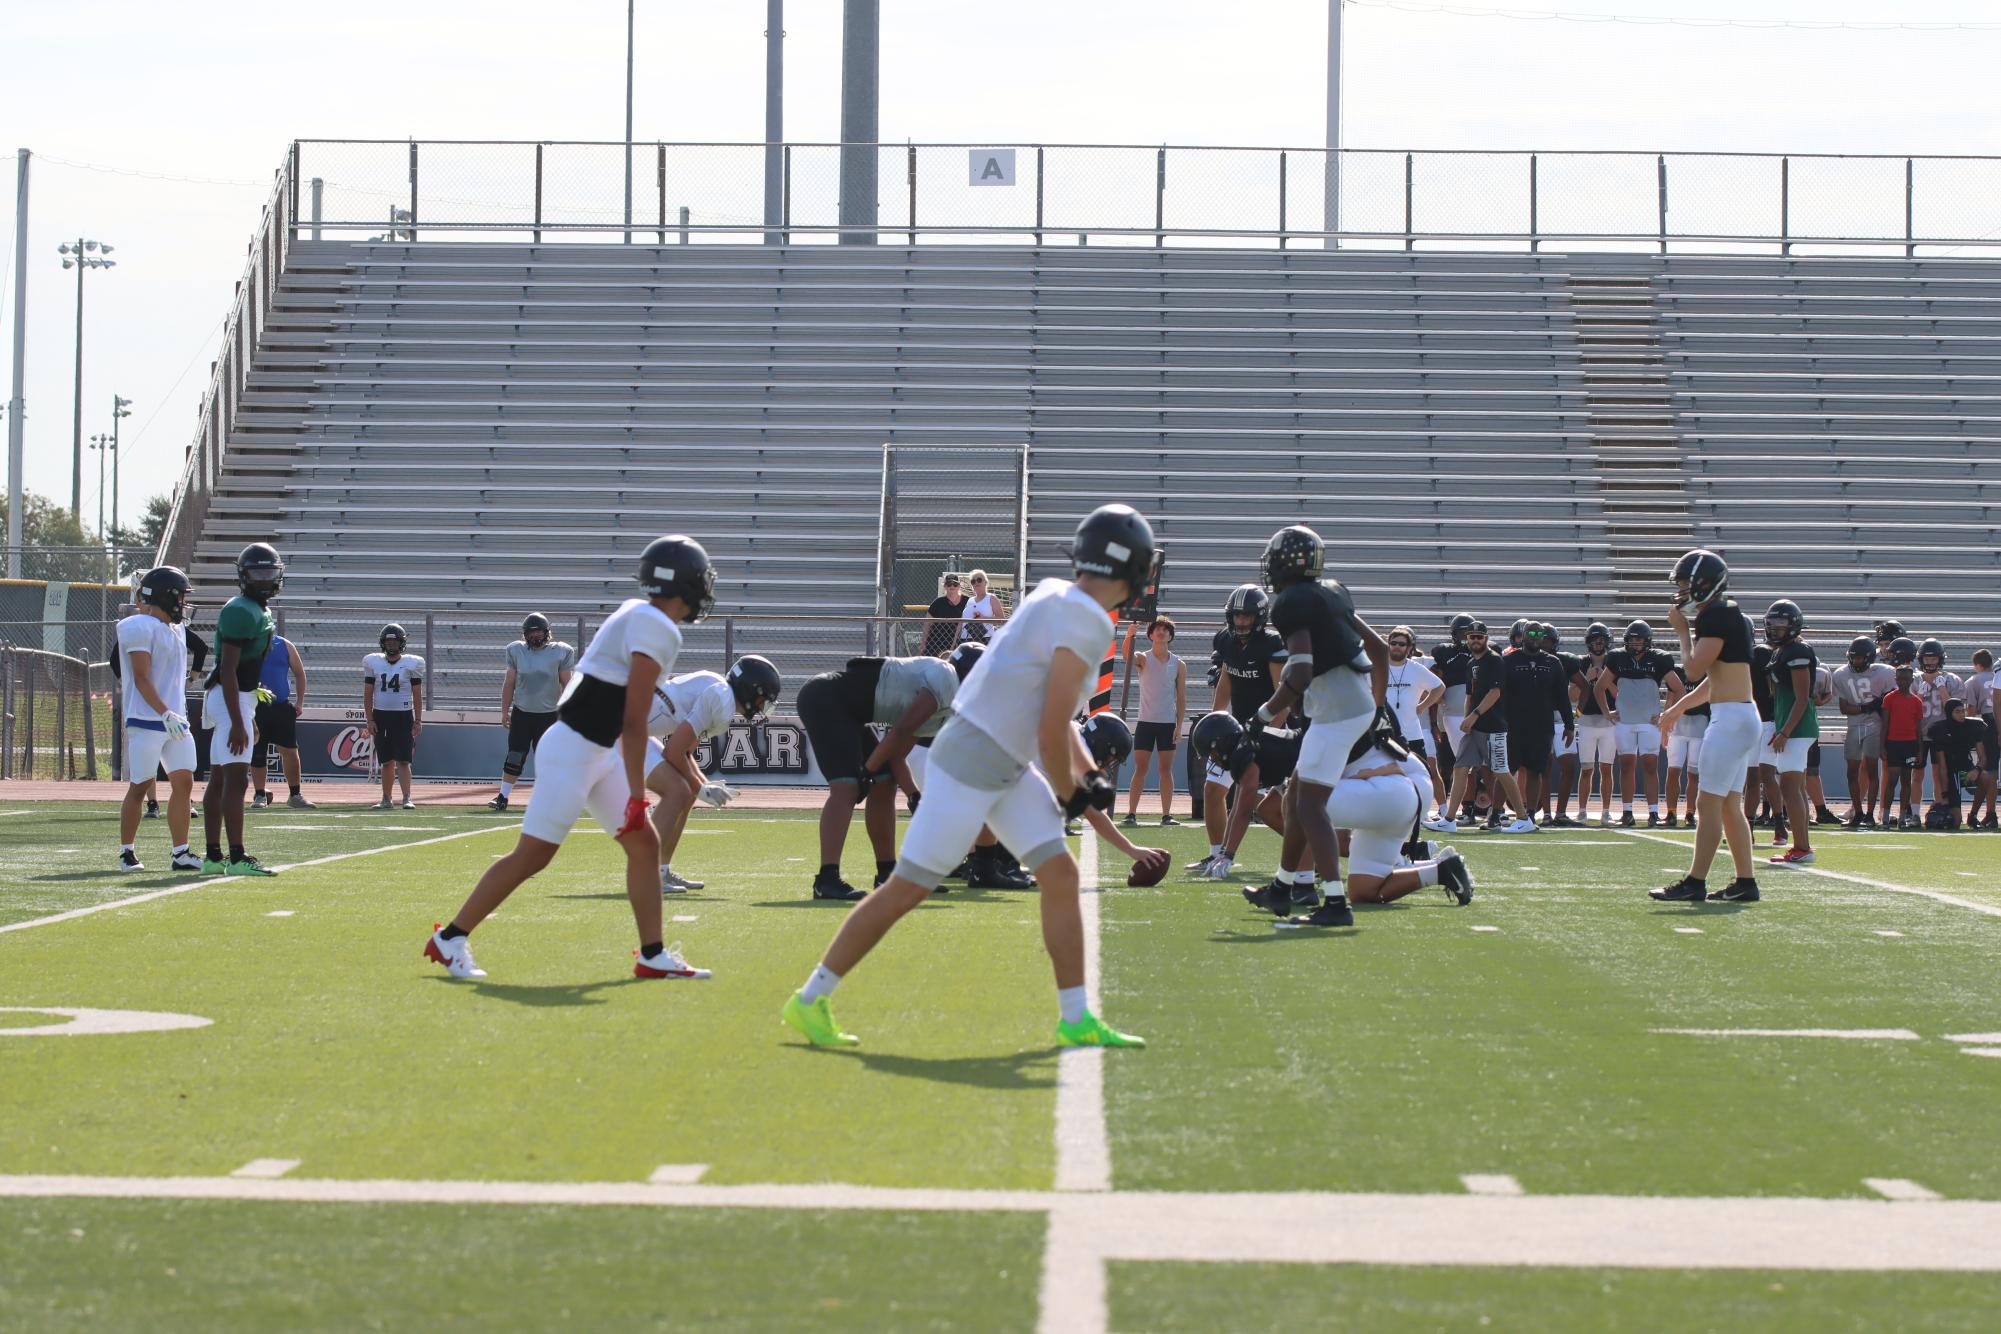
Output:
[425, 536, 718, 982]
[643, 654, 780, 894]
[115, 567, 202, 873]
[1318, 731, 1472, 912]
[781, 504, 1157, 1050]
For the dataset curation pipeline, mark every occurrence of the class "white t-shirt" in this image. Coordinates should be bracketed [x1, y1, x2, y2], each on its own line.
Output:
[363, 653, 426, 712]
[961, 592, 1003, 642]
[1383, 657, 1443, 744]
[952, 578, 1114, 766]
[648, 670, 735, 743]
[117, 613, 186, 723]
[574, 598, 684, 686]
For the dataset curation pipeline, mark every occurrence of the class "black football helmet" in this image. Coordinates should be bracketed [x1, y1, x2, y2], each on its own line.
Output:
[1448, 613, 1475, 647]
[1889, 636, 1918, 667]
[1585, 621, 1612, 654]
[1191, 710, 1244, 765]
[947, 640, 986, 681]
[1259, 525, 1324, 591]
[727, 654, 782, 721]
[1537, 622, 1560, 651]
[638, 535, 716, 621]
[1225, 584, 1270, 638]
[1509, 618, 1530, 649]
[1919, 638, 1946, 671]
[1764, 600, 1803, 645]
[1672, 548, 1728, 613]
[522, 612, 551, 645]
[1874, 619, 1906, 645]
[1848, 636, 1876, 665]
[236, 542, 284, 602]
[137, 566, 191, 624]
[1625, 619, 1653, 652]
[1081, 713, 1133, 769]
[379, 623, 407, 654]
[1071, 504, 1156, 607]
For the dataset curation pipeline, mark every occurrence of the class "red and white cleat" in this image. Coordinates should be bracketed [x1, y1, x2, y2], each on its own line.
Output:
[1769, 847, 1817, 866]
[424, 924, 487, 979]
[633, 942, 711, 980]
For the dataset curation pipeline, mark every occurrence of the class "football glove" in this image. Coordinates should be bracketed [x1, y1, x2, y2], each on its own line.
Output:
[160, 711, 190, 741]
[1197, 853, 1234, 881]
[697, 781, 739, 809]
[1063, 769, 1117, 819]
[855, 765, 888, 793]
[254, 687, 276, 706]
[616, 796, 650, 837]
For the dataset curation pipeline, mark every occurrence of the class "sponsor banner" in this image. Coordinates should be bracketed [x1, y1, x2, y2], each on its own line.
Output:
[294, 718, 821, 785]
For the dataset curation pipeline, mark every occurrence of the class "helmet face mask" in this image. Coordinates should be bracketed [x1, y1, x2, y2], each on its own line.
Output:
[1763, 600, 1803, 647]
[1889, 637, 1918, 667]
[1919, 638, 1945, 673]
[236, 542, 285, 603]
[1624, 620, 1653, 655]
[1585, 621, 1611, 656]
[379, 624, 407, 656]
[1225, 584, 1270, 641]
[1848, 636, 1875, 666]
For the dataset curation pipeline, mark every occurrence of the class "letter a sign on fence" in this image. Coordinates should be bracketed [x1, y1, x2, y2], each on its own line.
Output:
[969, 149, 1016, 187]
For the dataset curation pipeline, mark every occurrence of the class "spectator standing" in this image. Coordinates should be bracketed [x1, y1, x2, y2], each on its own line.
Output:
[363, 623, 424, 810]
[1436, 623, 1537, 834]
[960, 570, 1006, 644]
[1830, 636, 1896, 828]
[1882, 665, 1925, 828]
[1123, 617, 1187, 827]
[923, 574, 968, 657]
[489, 613, 576, 813]
[250, 634, 314, 809]
[1574, 622, 1618, 826]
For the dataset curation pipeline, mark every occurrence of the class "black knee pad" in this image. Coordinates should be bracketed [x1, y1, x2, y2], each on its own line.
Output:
[503, 748, 529, 778]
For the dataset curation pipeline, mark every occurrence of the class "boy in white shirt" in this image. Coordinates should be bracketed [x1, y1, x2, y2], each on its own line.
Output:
[783, 505, 1156, 1051]
[643, 657, 781, 893]
[114, 568, 202, 873]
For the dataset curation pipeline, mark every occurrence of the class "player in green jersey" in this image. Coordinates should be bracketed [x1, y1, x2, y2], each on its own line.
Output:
[201, 543, 285, 876]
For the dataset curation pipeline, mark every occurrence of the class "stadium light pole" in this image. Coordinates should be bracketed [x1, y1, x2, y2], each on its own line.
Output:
[623, 0, 635, 244]
[1325, 0, 1342, 250]
[838, 0, 879, 245]
[88, 432, 110, 545]
[57, 236, 115, 517]
[110, 393, 131, 541]
[764, 0, 784, 246]
[6, 149, 27, 578]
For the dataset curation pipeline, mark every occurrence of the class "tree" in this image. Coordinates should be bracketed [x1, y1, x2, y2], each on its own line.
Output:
[1, 491, 115, 582]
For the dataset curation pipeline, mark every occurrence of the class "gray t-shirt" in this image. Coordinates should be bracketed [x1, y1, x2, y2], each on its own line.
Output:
[874, 655, 958, 738]
[1831, 663, 1897, 739]
[506, 639, 577, 713]
[1134, 650, 1185, 725]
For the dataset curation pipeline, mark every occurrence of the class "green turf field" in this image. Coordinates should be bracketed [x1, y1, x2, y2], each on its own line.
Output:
[2, 801, 1998, 1331]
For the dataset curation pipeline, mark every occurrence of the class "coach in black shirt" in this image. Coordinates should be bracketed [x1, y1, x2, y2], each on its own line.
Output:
[1504, 625, 1574, 821]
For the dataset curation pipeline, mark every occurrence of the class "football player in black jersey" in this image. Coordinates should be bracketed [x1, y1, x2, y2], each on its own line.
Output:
[1762, 600, 1820, 866]
[1253, 525, 1389, 925]
[1186, 711, 1301, 883]
[1540, 624, 1589, 827]
[1195, 584, 1290, 822]
[1503, 624, 1575, 824]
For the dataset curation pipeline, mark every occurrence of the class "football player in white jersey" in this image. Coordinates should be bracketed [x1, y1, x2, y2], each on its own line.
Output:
[782, 505, 1157, 1051]
[114, 567, 202, 873]
[363, 624, 424, 809]
[643, 657, 781, 894]
[425, 536, 717, 982]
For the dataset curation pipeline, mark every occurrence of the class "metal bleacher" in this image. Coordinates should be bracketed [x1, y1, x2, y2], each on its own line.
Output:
[184, 239, 2001, 702]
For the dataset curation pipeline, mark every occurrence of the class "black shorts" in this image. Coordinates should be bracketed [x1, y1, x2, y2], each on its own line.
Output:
[374, 711, 415, 764]
[1987, 717, 2000, 774]
[507, 708, 559, 758]
[1805, 740, 1822, 776]
[252, 700, 297, 765]
[1506, 719, 1552, 773]
[798, 669, 876, 784]
[1886, 738, 1921, 771]
[1134, 721, 1178, 752]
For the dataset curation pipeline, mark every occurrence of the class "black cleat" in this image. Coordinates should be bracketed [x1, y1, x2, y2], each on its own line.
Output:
[1708, 878, 1761, 903]
[1288, 896, 1355, 928]
[811, 875, 867, 902]
[1663, 813, 1680, 829]
[1646, 812, 1662, 828]
[486, 794, 510, 812]
[968, 863, 1034, 890]
[1650, 876, 1707, 903]
[1437, 849, 1475, 906]
[1814, 806, 1840, 825]
[143, 800, 161, 820]
[1620, 811, 1637, 828]
[1241, 879, 1285, 913]
[1549, 814, 1576, 828]
[948, 856, 974, 880]
[1288, 880, 1323, 914]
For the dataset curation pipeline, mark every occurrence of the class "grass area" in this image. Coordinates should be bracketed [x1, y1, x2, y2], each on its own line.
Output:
[1, 800, 1998, 1329]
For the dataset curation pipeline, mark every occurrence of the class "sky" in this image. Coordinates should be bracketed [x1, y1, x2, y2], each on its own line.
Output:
[3, 0, 1999, 533]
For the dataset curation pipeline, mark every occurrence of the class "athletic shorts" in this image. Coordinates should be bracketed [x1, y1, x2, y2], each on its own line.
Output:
[1615, 722, 1659, 757]
[797, 670, 875, 785]
[520, 721, 634, 845]
[124, 720, 196, 784]
[1295, 709, 1372, 787]
[1551, 713, 1576, 759]
[252, 700, 298, 766]
[906, 745, 930, 791]
[1666, 731, 1703, 771]
[1986, 717, 2000, 774]
[1844, 722, 1883, 763]
[893, 738, 1066, 890]
[1507, 719, 1552, 773]
[1577, 721, 1617, 766]
[1467, 728, 1509, 774]
[1697, 701, 1760, 798]
[1329, 773, 1422, 881]
[202, 685, 258, 767]
[1886, 738, 1922, 771]
[1770, 735, 1813, 775]
[506, 709, 559, 772]
[374, 710, 415, 764]
[1404, 734, 1429, 759]
[1133, 720, 1178, 752]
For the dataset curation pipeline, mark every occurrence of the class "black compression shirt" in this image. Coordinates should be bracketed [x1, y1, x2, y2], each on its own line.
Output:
[1212, 626, 1288, 724]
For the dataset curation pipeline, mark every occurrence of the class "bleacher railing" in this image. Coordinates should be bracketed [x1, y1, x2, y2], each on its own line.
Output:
[292, 139, 2001, 255]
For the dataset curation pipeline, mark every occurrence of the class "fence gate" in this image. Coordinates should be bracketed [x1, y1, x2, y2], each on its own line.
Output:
[876, 443, 1030, 658]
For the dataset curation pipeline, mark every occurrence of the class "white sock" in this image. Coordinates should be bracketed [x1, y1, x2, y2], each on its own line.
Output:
[1274, 862, 1290, 882]
[1209, 843, 1222, 857]
[1318, 878, 1342, 898]
[1294, 869, 1317, 884]
[172, 843, 189, 855]
[1623, 801, 1633, 813]
[1058, 985, 1089, 1025]
[1650, 803, 1661, 815]
[120, 843, 135, 854]
[498, 781, 514, 798]
[1418, 862, 1440, 886]
[799, 964, 842, 1004]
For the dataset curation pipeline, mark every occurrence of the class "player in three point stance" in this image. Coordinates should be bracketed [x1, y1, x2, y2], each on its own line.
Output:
[781, 504, 1157, 1050]
[363, 624, 424, 810]
[114, 566, 202, 873]
[643, 654, 781, 894]
[1651, 549, 1762, 904]
[201, 543, 286, 877]
[1247, 524, 1389, 927]
[425, 535, 718, 982]
[489, 613, 575, 812]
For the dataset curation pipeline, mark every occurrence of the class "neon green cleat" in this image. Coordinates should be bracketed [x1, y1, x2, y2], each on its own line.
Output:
[782, 994, 859, 1047]
[200, 858, 229, 876]
[1056, 1012, 1146, 1048]
[225, 855, 278, 877]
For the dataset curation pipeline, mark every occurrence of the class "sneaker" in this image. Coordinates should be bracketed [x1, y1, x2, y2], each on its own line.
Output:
[143, 800, 161, 820]
[1770, 826, 1790, 848]
[1286, 896, 1355, 927]
[1646, 812, 1662, 828]
[1619, 811, 1637, 827]
[117, 849, 144, 872]
[1502, 818, 1537, 834]
[401, 800, 417, 810]
[170, 849, 203, 872]
[1708, 878, 1761, 903]
[487, 794, 510, 812]
[1814, 806, 1841, 825]
[1900, 815, 1920, 831]
[1119, 814, 1141, 828]
[1483, 814, 1505, 831]
[252, 791, 272, 809]
[1598, 813, 1615, 828]
[1056, 1012, 1146, 1048]
[1158, 815, 1182, 827]
[1843, 815, 1862, 831]
[660, 867, 704, 894]
[226, 855, 278, 877]
[782, 993, 859, 1047]
[1422, 815, 1458, 834]
[1649, 877, 1707, 903]
[200, 857, 228, 876]
[372, 800, 393, 811]
[1770, 847, 1816, 866]
[812, 874, 867, 902]
[287, 793, 318, 810]
[1549, 814, 1576, 828]
[967, 861, 1034, 890]
[1437, 847, 1474, 906]
[634, 942, 710, 980]
[424, 926, 487, 979]
[1663, 813, 1680, 829]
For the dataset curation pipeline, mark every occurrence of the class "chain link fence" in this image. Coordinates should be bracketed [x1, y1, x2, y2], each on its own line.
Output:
[1, 648, 114, 781]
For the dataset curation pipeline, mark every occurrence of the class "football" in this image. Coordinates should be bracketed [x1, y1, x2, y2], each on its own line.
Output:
[1127, 848, 1171, 887]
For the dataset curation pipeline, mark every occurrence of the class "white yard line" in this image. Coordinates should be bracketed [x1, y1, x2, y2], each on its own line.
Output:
[230, 1159, 301, 1180]
[1653, 1028, 1921, 1041]
[1053, 830, 1110, 1194]
[1866, 1178, 1943, 1202]
[1462, 1174, 1524, 1196]
[0, 823, 518, 936]
[1613, 827, 2001, 919]
[646, 1164, 709, 1185]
